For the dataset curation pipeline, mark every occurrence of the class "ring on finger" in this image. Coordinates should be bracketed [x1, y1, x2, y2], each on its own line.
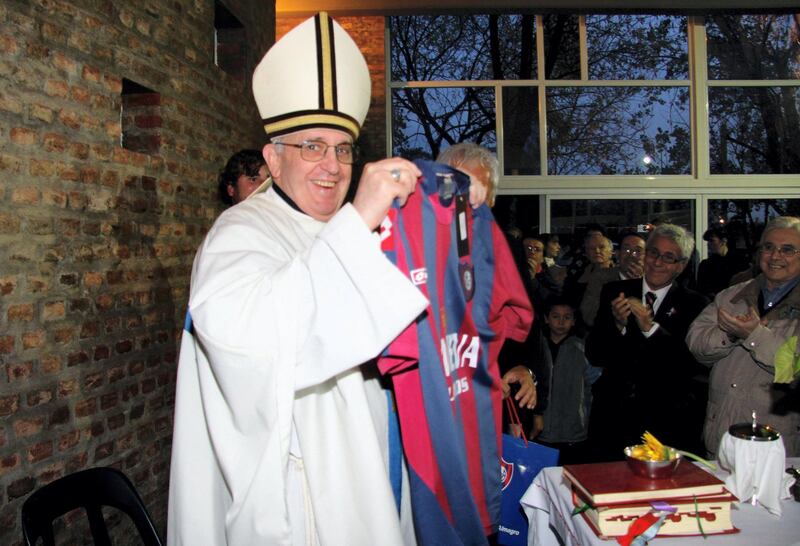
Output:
[390, 168, 401, 182]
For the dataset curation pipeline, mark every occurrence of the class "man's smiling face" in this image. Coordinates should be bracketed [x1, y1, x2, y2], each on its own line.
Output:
[266, 128, 353, 222]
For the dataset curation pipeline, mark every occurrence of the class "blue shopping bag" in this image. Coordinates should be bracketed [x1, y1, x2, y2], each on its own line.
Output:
[498, 400, 559, 546]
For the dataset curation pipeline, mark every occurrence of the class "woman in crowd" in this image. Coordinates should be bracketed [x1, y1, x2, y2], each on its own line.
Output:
[687, 216, 800, 457]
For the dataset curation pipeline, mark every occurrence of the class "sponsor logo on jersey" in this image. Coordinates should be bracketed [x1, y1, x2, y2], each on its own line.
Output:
[379, 212, 394, 249]
[440, 333, 480, 376]
[410, 267, 428, 285]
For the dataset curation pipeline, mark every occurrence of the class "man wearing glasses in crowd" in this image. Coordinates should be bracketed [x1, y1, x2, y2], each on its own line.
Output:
[581, 231, 647, 328]
[586, 224, 709, 461]
[687, 216, 800, 458]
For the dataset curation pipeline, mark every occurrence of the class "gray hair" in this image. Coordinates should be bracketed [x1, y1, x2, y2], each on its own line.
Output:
[437, 143, 499, 204]
[647, 223, 695, 260]
[759, 216, 800, 245]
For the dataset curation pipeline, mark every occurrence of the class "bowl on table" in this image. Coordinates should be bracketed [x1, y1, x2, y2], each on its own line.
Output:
[624, 445, 682, 479]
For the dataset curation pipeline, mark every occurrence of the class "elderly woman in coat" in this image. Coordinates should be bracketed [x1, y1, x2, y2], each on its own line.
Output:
[687, 216, 800, 457]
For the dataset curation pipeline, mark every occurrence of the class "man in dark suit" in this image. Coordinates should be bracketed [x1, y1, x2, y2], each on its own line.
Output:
[586, 224, 709, 461]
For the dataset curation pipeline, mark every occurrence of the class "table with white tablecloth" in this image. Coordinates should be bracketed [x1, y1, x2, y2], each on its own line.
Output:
[521, 459, 800, 546]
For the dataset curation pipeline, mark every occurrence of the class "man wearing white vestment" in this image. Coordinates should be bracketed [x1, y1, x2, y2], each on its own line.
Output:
[167, 12, 430, 545]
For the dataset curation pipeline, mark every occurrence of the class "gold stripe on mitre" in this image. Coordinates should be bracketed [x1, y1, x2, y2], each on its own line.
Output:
[317, 12, 336, 111]
[264, 113, 360, 139]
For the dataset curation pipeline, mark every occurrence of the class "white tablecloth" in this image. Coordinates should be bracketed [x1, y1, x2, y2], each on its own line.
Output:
[521, 459, 800, 546]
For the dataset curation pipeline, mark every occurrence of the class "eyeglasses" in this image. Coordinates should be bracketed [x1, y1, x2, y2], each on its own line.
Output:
[279, 140, 356, 165]
[760, 242, 800, 258]
[526, 245, 544, 253]
[621, 247, 643, 257]
[645, 247, 685, 264]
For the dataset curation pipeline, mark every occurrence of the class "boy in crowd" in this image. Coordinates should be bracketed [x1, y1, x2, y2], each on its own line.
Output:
[533, 298, 601, 464]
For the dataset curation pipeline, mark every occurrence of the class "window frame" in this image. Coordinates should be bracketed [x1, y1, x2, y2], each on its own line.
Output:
[385, 13, 800, 260]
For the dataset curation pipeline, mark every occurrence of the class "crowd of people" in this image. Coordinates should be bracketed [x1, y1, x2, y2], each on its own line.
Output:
[167, 11, 799, 546]
[501, 218, 800, 464]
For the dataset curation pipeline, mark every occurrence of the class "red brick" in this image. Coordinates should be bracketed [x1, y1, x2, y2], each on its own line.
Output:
[84, 371, 104, 390]
[27, 389, 53, 407]
[37, 462, 66, 484]
[7, 476, 35, 499]
[58, 430, 80, 451]
[0, 212, 21, 234]
[58, 378, 78, 397]
[14, 416, 45, 437]
[80, 320, 99, 339]
[0, 336, 14, 354]
[44, 79, 69, 98]
[7, 361, 33, 382]
[28, 440, 53, 463]
[0, 276, 17, 295]
[93, 345, 110, 361]
[12, 187, 40, 204]
[8, 303, 34, 322]
[75, 398, 97, 417]
[95, 293, 114, 310]
[100, 392, 118, 410]
[53, 327, 74, 344]
[30, 158, 57, 176]
[94, 441, 114, 461]
[10, 126, 37, 145]
[116, 339, 133, 354]
[22, 330, 44, 349]
[141, 377, 156, 393]
[0, 35, 18, 54]
[0, 395, 19, 417]
[82, 64, 101, 82]
[42, 301, 66, 321]
[0, 453, 20, 476]
[43, 189, 68, 208]
[58, 109, 80, 130]
[43, 132, 68, 153]
[83, 271, 103, 288]
[67, 351, 88, 367]
[108, 366, 125, 382]
[66, 452, 89, 473]
[71, 86, 90, 103]
[41, 354, 62, 374]
[108, 413, 126, 429]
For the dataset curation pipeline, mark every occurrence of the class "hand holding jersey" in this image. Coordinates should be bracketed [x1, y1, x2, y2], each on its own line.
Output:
[352, 159, 422, 230]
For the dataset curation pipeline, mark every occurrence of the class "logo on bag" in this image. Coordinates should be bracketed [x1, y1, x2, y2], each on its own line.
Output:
[500, 457, 514, 490]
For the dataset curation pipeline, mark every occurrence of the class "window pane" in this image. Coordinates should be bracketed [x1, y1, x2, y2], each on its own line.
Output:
[551, 198, 695, 241]
[587, 15, 688, 80]
[494, 195, 541, 235]
[547, 87, 690, 175]
[389, 15, 536, 82]
[391, 87, 496, 160]
[503, 87, 540, 175]
[708, 198, 800, 254]
[542, 15, 580, 79]
[709, 87, 800, 174]
[706, 14, 800, 80]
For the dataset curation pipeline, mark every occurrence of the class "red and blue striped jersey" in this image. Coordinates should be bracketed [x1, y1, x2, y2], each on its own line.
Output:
[379, 160, 533, 545]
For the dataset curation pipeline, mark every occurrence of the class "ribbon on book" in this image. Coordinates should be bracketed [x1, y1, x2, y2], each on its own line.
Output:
[617, 512, 667, 546]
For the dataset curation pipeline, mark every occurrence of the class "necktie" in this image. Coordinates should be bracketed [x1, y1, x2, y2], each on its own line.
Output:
[645, 291, 657, 311]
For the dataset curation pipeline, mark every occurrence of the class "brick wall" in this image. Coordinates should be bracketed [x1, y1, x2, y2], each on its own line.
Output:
[0, 1, 273, 543]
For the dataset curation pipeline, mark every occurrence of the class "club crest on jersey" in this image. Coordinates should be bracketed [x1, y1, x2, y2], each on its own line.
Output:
[459, 261, 474, 301]
[500, 457, 514, 490]
[410, 267, 428, 285]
